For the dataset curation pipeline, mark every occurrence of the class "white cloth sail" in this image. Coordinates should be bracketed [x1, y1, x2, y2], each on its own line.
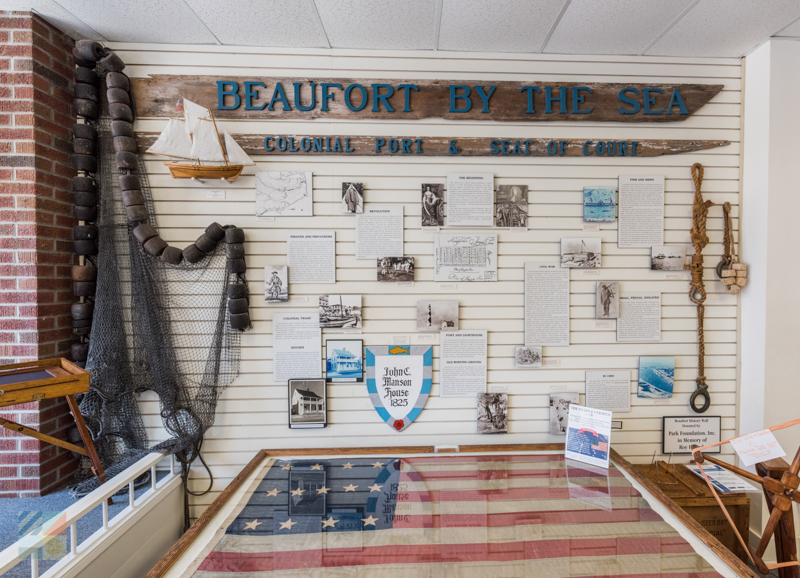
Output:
[222, 131, 254, 166]
[190, 120, 226, 162]
[146, 118, 193, 159]
[182, 98, 211, 135]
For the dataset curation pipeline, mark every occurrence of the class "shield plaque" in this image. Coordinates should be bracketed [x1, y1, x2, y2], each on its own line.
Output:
[366, 346, 432, 432]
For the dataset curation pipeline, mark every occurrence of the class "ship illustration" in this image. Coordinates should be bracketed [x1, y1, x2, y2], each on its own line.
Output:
[146, 98, 254, 182]
[584, 191, 615, 206]
[319, 295, 359, 328]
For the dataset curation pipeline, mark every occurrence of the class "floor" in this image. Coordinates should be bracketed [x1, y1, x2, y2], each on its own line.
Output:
[0, 471, 168, 578]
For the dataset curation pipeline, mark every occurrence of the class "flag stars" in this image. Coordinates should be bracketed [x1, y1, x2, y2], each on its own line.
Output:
[343, 484, 358, 492]
[321, 517, 338, 529]
[317, 486, 331, 494]
[310, 464, 323, 470]
[342, 462, 355, 469]
[265, 488, 281, 497]
[368, 484, 383, 492]
[243, 519, 262, 530]
[290, 487, 305, 496]
[279, 518, 297, 530]
[362, 515, 378, 526]
[280, 465, 293, 471]
[371, 461, 384, 468]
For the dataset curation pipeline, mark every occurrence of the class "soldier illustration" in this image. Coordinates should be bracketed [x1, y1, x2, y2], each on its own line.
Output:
[599, 282, 615, 317]
[267, 270, 283, 301]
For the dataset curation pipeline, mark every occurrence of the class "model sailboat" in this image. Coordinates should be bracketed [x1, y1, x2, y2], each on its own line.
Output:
[146, 98, 254, 182]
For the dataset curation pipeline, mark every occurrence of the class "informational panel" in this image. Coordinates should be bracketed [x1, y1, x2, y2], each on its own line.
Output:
[662, 416, 721, 454]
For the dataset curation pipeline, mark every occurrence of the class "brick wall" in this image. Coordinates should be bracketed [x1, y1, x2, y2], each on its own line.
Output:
[0, 11, 79, 497]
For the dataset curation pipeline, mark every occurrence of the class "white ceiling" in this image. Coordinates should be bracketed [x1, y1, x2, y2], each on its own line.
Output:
[5, 0, 800, 57]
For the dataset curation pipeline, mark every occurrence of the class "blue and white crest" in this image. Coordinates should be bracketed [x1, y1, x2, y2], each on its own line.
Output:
[366, 346, 432, 432]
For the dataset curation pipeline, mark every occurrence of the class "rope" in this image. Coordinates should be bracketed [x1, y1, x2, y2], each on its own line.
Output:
[686, 163, 714, 413]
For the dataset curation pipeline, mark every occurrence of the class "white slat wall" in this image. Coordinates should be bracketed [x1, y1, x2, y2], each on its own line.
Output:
[112, 44, 742, 520]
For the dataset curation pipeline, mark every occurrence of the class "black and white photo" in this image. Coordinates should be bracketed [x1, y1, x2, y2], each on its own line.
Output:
[421, 183, 444, 227]
[496, 185, 528, 228]
[477, 393, 507, 434]
[264, 265, 288, 303]
[514, 345, 542, 368]
[289, 469, 326, 516]
[549, 392, 579, 435]
[319, 295, 361, 330]
[561, 238, 601, 268]
[377, 257, 414, 282]
[341, 182, 364, 214]
[596, 281, 619, 319]
[651, 245, 686, 271]
[288, 379, 327, 429]
[325, 339, 363, 382]
[416, 300, 458, 332]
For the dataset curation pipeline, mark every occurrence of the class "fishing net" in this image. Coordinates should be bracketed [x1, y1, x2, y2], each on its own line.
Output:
[71, 108, 243, 520]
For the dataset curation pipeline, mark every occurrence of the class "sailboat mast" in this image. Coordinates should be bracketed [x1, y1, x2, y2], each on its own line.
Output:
[208, 112, 228, 166]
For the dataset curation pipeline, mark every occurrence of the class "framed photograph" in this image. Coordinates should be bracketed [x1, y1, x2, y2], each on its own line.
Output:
[549, 392, 579, 435]
[416, 300, 458, 332]
[513, 346, 542, 368]
[289, 468, 327, 516]
[596, 281, 619, 319]
[342, 182, 364, 214]
[288, 379, 327, 429]
[561, 238, 601, 268]
[421, 183, 444, 227]
[377, 257, 414, 282]
[637, 356, 675, 398]
[662, 416, 722, 455]
[496, 185, 528, 228]
[583, 187, 616, 223]
[651, 245, 687, 271]
[325, 339, 363, 382]
[319, 295, 361, 330]
[264, 265, 288, 303]
[477, 393, 507, 434]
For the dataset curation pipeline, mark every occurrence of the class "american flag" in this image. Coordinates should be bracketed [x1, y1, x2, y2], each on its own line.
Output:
[188, 454, 721, 577]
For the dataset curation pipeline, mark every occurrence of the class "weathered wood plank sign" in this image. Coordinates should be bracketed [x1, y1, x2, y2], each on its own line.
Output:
[136, 133, 729, 157]
[131, 76, 724, 123]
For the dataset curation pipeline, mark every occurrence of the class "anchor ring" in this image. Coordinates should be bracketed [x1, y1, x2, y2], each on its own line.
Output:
[690, 385, 711, 414]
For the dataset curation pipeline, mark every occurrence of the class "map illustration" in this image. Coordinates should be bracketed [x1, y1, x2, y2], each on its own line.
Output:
[255, 171, 313, 217]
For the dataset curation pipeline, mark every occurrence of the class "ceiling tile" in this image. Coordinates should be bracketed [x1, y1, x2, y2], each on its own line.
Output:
[438, 0, 565, 53]
[185, 0, 326, 47]
[775, 16, 800, 36]
[0, 0, 103, 39]
[54, 0, 219, 44]
[646, 0, 800, 57]
[544, 0, 695, 55]
[314, 0, 437, 50]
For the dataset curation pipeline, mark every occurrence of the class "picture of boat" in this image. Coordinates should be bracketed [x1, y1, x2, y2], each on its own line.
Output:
[146, 98, 254, 182]
[319, 295, 362, 330]
[583, 187, 616, 223]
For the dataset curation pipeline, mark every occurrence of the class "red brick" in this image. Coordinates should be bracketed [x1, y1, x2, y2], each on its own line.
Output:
[0, 452, 38, 464]
[0, 17, 33, 29]
[20, 465, 38, 477]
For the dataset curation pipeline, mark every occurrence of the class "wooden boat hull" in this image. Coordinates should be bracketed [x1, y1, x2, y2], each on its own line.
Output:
[165, 162, 244, 180]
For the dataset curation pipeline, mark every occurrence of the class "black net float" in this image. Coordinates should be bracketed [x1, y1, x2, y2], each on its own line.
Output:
[227, 283, 249, 299]
[72, 281, 97, 297]
[144, 236, 168, 256]
[113, 136, 138, 153]
[225, 243, 244, 259]
[74, 66, 98, 85]
[75, 39, 104, 62]
[71, 47, 94, 68]
[226, 258, 246, 274]
[74, 239, 98, 256]
[228, 298, 249, 314]
[194, 234, 217, 254]
[205, 222, 225, 242]
[122, 190, 144, 207]
[118, 174, 141, 191]
[106, 87, 130, 106]
[105, 72, 130, 91]
[109, 103, 133, 122]
[73, 325, 92, 336]
[72, 153, 97, 172]
[73, 191, 97, 207]
[71, 302, 94, 319]
[225, 227, 245, 244]
[229, 312, 250, 330]
[72, 318, 93, 329]
[125, 204, 149, 222]
[74, 82, 98, 102]
[74, 205, 97, 221]
[182, 244, 206, 264]
[72, 123, 96, 141]
[71, 342, 90, 362]
[133, 223, 158, 244]
[73, 225, 98, 240]
[99, 51, 126, 72]
[73, 138, 96, 156]
[161, 246, 183, 265]
[115, 151, 138, 170]
[74, 98, 98, 119]
[111, 120, 134, 138]
[72, 176, 96, 192]
[71, 265, 97, 281]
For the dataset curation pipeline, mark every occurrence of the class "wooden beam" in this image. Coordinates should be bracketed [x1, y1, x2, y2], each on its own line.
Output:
[0, 418, 88, 456]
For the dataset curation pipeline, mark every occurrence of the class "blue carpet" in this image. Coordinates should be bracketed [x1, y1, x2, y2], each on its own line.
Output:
[0, 471, 169, 578]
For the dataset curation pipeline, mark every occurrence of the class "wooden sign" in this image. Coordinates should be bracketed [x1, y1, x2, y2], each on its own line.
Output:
[662, 416, 721, 454]
[366, 346, 432, 432]
[132, 76, 723, 123]
[136, 133, 729, 158]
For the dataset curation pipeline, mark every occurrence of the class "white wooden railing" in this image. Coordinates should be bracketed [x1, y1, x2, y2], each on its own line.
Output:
[0, 452, 181, 578]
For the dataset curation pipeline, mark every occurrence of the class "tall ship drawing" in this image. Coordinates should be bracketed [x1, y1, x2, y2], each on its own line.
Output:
[146, 98, 254, 182]
[319, 295, 359, 328]
[584, 191, 615, 206]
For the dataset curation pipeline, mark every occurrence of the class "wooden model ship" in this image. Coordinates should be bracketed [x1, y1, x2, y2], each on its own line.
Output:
[146, 98, 254, 182]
